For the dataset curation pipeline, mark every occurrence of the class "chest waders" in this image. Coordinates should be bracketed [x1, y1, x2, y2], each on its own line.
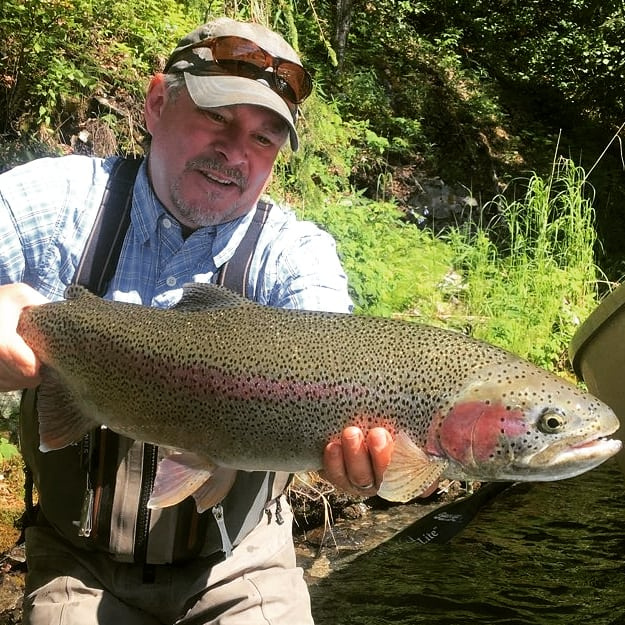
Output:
[19, 157, 289, 567]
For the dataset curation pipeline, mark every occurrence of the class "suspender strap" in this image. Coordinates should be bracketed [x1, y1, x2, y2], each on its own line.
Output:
[73, 157, 143, 293]
[75, 157, 272, 297]
[58, 157, 274, 562]
[216, 198, 272, 296]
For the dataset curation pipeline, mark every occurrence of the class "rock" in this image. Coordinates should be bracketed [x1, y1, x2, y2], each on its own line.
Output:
[406, 175, 480, 232]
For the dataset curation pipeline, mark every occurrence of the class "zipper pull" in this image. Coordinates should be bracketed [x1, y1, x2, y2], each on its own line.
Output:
[212, 504, 233, 558]
[275, 496, 284, 525]
[76, 487, 95, 537]
[264, 497, 285, 526]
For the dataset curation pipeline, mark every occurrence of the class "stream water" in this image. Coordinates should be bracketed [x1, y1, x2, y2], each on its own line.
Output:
[309, 460, 625, 625]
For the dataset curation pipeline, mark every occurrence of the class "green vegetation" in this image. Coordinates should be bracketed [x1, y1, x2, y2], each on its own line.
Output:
[443, 157, 600, 369]
[0, 392, 20, 461]
[0, 438, 19, 462]
[290, 151, 600, 372]
[301, 194, 456, 318]
[0, 0, 201, 162]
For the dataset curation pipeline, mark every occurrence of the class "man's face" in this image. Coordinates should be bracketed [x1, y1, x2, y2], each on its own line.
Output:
[144, 74, 289, 230]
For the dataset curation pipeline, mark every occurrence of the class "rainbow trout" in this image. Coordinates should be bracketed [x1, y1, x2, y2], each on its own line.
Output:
[17, 284, 621, 512]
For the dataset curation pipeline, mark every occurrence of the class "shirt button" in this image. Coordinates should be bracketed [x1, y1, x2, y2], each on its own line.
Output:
[166, 276, 177, 287]
[162, 218, 172, 229]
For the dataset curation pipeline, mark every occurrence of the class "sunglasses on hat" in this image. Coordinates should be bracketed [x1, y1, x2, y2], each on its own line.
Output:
[164, 35, 313, 107]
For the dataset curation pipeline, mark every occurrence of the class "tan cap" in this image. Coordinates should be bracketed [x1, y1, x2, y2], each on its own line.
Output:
[164, 18, 307, 150]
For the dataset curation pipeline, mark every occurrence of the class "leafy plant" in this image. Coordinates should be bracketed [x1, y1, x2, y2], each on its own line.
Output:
[0, 0, 203, 147]
[443, 157, 600, 369]
[299, 192, 454, 317]
[0, 438, 19, 462]
[0, 0, 617, 379]
[271, 93, 358, 203]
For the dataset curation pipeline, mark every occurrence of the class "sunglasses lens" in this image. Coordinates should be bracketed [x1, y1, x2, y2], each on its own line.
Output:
[216, 59, 264, 80]
[214, 37, 268, 66]
[213, 37, 311, 104]
[275, 62, 312, 103]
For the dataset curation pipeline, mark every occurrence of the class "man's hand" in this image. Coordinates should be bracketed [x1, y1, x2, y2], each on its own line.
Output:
[0, 283, 48, 391]
[321, 426, 394, 498]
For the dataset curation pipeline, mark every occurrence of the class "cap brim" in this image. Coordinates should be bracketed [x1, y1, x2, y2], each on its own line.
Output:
[184, 73, 299, 151]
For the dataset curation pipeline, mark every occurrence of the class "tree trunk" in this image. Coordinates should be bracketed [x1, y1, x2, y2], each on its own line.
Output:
[334, 0, 354, 72]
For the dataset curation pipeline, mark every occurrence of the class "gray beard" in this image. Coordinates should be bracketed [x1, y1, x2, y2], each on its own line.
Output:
[171, 158, 248, 228]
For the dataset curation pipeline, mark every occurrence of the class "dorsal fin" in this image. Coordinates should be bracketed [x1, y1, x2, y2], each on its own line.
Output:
[174, 283, 252, 312]
[64, 284, 96, 301]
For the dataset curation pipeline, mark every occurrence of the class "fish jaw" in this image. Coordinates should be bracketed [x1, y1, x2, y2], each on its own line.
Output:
[506, 433, 622, 481]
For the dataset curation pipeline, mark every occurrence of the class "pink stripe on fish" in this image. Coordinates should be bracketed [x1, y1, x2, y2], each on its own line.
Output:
[172, 364, 370, 403]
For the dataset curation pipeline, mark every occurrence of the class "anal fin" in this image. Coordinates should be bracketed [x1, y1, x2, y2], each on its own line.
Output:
[148, 451, 237, 513]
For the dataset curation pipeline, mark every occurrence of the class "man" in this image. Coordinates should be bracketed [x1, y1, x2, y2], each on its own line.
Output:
[0, 17, 393, 624]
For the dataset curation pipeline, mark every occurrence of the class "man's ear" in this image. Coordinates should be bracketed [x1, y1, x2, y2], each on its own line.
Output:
[144, 73, 167, 133]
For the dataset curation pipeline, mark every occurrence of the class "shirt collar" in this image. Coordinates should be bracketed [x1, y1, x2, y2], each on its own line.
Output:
[130, 159, 256, 265]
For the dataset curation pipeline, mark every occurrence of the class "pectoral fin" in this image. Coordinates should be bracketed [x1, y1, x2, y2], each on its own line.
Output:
[36, 367, 97, 451]
[148, 451, 237, 512]
[378, 431, 448, 502]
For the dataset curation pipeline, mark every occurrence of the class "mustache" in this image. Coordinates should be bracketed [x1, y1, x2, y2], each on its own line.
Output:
[187, 158, 247, 189]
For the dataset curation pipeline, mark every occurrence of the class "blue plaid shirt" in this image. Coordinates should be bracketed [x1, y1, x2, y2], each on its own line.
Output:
[0, 155, 352, 313]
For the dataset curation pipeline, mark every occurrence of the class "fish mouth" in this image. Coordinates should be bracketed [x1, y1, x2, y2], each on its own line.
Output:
[518, 433, 622, 480]
[565, 435, 622, 461]
[563, 436, 623, 460]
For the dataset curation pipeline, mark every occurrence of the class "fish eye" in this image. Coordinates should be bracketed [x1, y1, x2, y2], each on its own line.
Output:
[538, 409, 567, 434]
